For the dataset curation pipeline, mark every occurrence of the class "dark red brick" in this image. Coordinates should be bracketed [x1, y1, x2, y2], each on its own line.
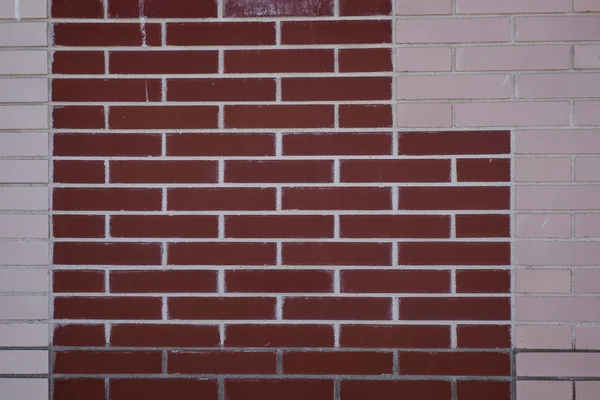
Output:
[225, 0, 332, 16]
[340, 381, 451, 400]
[111, 324, 220, 347]
[457, 381, 511, 400]
[283, 133, 392, 156]
[341, 270, 450, 293]
[52, 0, 103, 17]
[283, 242, 391, 266]
[456, 214, 510, 238]
[340, 325, 450, 348]
[225, 105, 334, 129]
[225, 50, 334, 73]
[110, 379, 218, 400]
[458, 158, 511, 182]
[226, 215, 333, 238]
[282, 21, 391, 44]
[54, 242, 161, 265]
[54, 23, 161, 46]
[53, 106, 104, 129]
[53, 325, 105, 346]
[110, 270, 217, 293]
[53, 215, 105, 238]
[399, 242, 511, 266]
[169, 351, 276, 374]
[109, 51, 218, 74]
[400, 298, 511, 321]
[341, 159, 450, 182]
[54, 188, 162, 211]
[226, 380, 333, 400]
[456, 270, 511, 293]
[282, 77, 391, 101]
[225, 324, 334, 347]
[54, 379, 105, 400]
[167, 22, 275, 46]
[225, 160, 333, 183]
[168, 297, 275, 320]
[54, 351, 162, 374]
[53, 160, 105, 184]
[109, 0, 217, 18]
[399, 352, 510, 376]
[54, 297, 162, 320]
[399, 187, 511, 210]
[54, 133, 161, 157]
[111, 215, 218, 238]
[168, 78, 275, 101]
[169, 188, 276, 211]
[167, 133, 275, 156]
[339, 0, 391, 15]
[284, 297, 391, 320]
[283, 352, 393, 375]
[340, 215, 450, 238]
[110, 160, 217, 183]
[226, 270, 333, 293]
[338, 48, 393, 72]
[53, 270, 105, 293]
[53, 79, 161, 102]
[283, 187, 391, 210]
[457, 325, 511, 348]
[169, 242, 276, 266]
[339, 105, 392, 128]
[399, 131, 511, 155]
[109, 106, 219, 129]
[52, 51, 104, 74]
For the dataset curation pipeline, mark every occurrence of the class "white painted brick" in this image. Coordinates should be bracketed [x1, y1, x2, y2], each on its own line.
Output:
[0, 133, 48, 157]
[0, 79, 48, 103]
[0, 215, 48, 239]
[397, 74, 510, 100]
[0, 351, 48, 374]
[0, 160, 48, 184]
[0, 324, 48, 347]
[0, 187, 48, 211]
[0, 242, 49, 266]
[0, 23, 47, 47]
[0, 379, 48, 400]
[0, 296, 48, 320]
[0, 51, 48, 75]
[0, 269, 48, 293]
[0, 106, 48, 130]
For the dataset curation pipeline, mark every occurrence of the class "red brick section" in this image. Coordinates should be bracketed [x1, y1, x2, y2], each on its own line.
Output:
[51, 1, 511, 399]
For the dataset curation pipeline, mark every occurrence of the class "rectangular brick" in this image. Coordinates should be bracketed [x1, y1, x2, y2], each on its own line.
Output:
[53, 106, 103, 129]
[0, 160, 47, 183]
[168, 78, 275, 101]
[456, 270, 510, 293]
[282, 21, 391, 44]
[399, 131, 510, 155]
[229, 50, 332, 73]
[339, 105, 392, 128]
[0, 133, 47, 157]
[0, 242, 49, 265]
[167, 22, 275, 46]
[0, 324, 47, 346]
[576, 326, 600, 349]
[0, 107, 46, 131]
[226, 270, 332, 293]
[397, 103, 452, 128]
[53, 270, 105, 293]
[0, 215, 48, 239]
[516, 214, 571, 238]
[53, 215, 105, 238]
[53, 188, 162, 211]
[575, 45, 600, 69]
[456, 215, 510, 238]
[54, 379, 104, 400]
[168, 297, 275, 320]
[53, 51, 104, 74]
[0, 297, 48, 320]
[517, 16, 600, 42]
[400, 352, 510, 375]
[54, 242, 161, 265]
[169, 188, 276, 211]
[225, 105, 334, 129]
[516, 130, 600, 154]
[110, 51, 218, 74]
[0, 351, 47, 374]
[283, 352, 393, 375]
[455, 101, 570, 127]
[53, 78, 161, 102]
[341, 381, 451, 400]
[457, 0, 570, 13]
[110, 160, 217, 183]
[516, 297, 600, 322]
[517, 353, 600, 377]
[340, 325, 450, 348]
[339, 48, 392, 72]
[457, 325, 511, 348]
[396, 18, 509, 43]
[516, 325, 572, 349]
[399, 187, 510, 210]
[111, 215, 218, 238]
[109, 0, 217, 17]
[398, 75, 510, 100]
[575, 101, 600, 125]
[457, 45, 570, 71]
[226, 215, 334, 238]
[457, 158, 510, 182]
[226, 380, 333, 400]
[54, 351, 162, 374]
[340, 215, 450, 238]
[401, 298, 511, 320]
[341, 270, 451, 293]
[341, 159, 450, 183]
[576, 0, 600, 10]
[54, 325, 105, 347]
[517, 73, 600, 98]
[283, 242, 392, 266]
[283, 133, 392, 156]
[399, 242, 511, 265]
[0, 51, 48, 75]
[515, 157, 572, 182]
[516, 269, 571, 293]
[52, 0, 104, 17]
[283, 187, 391, 210]
[517, 241, 600, 266]
[576, 214, 600, 238]
[54, 133, 161, 157]
[282, 77, 391, 101]
[169, 243, 276, 266]
[284, 297, 392, 320]
[0, 269, 48, 293]
[225, 0, 332, 16]
[54, 297, 162, 320]
[54, 23, 160, 46]
[576, 157, 600, 181]
[0, 78, 47, 103]
[0, 187, 48, 211]
[397, 47, 451, 72]
[457, 382, 511, 400]
[578, 382, 600, 400]
[225, 160, 333, 183]
[110, 270, 217, 293]
[225, 324, 334, 347]
[54, 160, 104, 184]
[0, 23, 46, 47]
[109, 106, 219, 129]
[110, 379, 218, 400]
[110, 325, 220, 347]
[396, 0, 451, 14]
[517, 381, 573, 400]
[168, 133, 275, 156]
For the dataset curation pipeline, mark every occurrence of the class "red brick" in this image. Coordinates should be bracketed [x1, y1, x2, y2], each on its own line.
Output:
[283, 187, 391, 210]
[169, 188, 276, 211]
[340, 215, 450, 238]
[109, 106, 219, 129]
[282, 77, 391, 101]
[53, 325, 105, 346]
[225, 50, 334, 73]
[168, 297, 275, 320]
[169, 243, 276, 266]
[457, 381, 511, 400]
[169, 351, 276, 374]
[110, 379, 218, 400]
[225, 160, 333, 183]
[226, 270, 333, 293]
[282, 21, 391, 44]
[54, 351, 162, 374]
[340, 325, 450, 348]
[52, 51, 104, 74]
[284, 297, 391, 320]
[53, 79, 161, 102]
[225, 0, 332, 16]
[400, 298, 511, 321]
[399, 131, 511, 155]
[399, 187, 511, 210]
[399, 352, 510, 376]
[110, 160, 217, 183]
[457, 325, 511, 348]
[54, 188, 162, 211]
[225, 105, 334, 129]
[341, 270, 451, 293]
[53, 160, 105, 184]
[340, 0, 391, 15]
[111, 215, 218, 238]
[53, 106, 104, 129]
[168, 78, 275, 101]
[53, 215, 105, 238]
[225, 324, 334, 347]
[456, 214, 510, 238]
[54, 133, 162, 157]
[109, 0, 217, 17]
[283, 133, 392, 156]
[226, 215, 333, 238]
[340, 381, 451, 400]
[339, 105, 392, 127]
[54, 379, 105, 400]
[109, 51, 218, 74]
[399, 242, 511, 266]
[341, 159, 450, 182]
[458, 159, 511, 182]
[338, 48, 393, 72]
[283, 242, 391, 266]
[54, 297, 162, 320]
[54, 242, 162, 265]
[54, 23, 161, 46]
[456, 270, 511, 293]
[167, 22, 275, 46]
[226, 380, 334, 400]
[110, 270, 217, 293]
[283, 352, 393, 374]
[53, 270, 105, 293]
[167, 133, 275, 156]
[111, 324, 220, 347]
[52, 0, 103, 17]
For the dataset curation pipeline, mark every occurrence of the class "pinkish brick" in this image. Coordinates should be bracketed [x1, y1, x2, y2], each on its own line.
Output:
[515, 157, 572, 182]
[575, 157, 600, 181]
[516, 186, 600, 210]
[455, 102, 570, 127]
[516, 325, 572, 349]
[518, 353, 600, 377]
[516, 214, 571, 238]
[575, 214, 600, 238]
[396, 47, 451, 72]
[396, 0, 451, 14]
[396, 103, 452, 128]
[457, 0, 570, 13]
[517, 16, 600, 42]
[516, 296, 600, 322]
[396, 18, 510, 43]
[577, 382, 600, 400]
[456, 45, 570, 71]
[397, 75, 510, 100]
[575, 45, 600, 69]
[575, 0, 600, 11]
[574, 270, 600, 293]
[517, 241, 600, 266]
[576, 327, 600, 349]
[516, 73, 600, 99]
[516, 130, 600, 154]
[575, 101, 600, 126]
[516, 269, 571, 293]
[516, 381, 573, 400]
